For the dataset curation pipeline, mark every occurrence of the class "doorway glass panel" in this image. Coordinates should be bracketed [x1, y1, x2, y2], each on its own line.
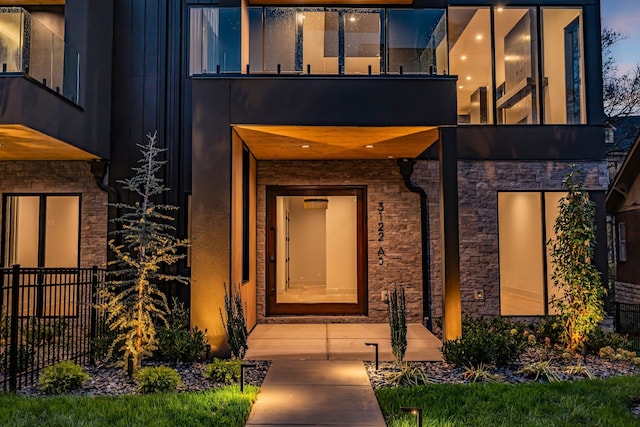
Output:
[275, 195, 357, 304]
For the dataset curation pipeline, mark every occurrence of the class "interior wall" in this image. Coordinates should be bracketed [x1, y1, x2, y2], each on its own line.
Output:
[325, 195, 357, 293]
[289, 198, 327, 286]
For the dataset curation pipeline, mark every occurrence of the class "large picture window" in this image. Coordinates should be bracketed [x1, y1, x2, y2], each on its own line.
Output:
[2, 194, 80, 268]
[449, 6, 585, 125]
[498, 192, 564, 315]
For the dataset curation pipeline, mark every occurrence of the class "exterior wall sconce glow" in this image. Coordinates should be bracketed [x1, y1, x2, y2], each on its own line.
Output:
[364, 342, 379, 370]
[401, 407, 423, 427]
[240, 363, 256, 392]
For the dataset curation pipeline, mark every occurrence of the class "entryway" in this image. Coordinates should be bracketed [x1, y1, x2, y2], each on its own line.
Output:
[244, 323, 443, 361]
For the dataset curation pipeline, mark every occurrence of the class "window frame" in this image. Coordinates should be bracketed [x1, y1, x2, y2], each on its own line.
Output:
[1, 193, 82, 268]
[618, 221, 627, 263]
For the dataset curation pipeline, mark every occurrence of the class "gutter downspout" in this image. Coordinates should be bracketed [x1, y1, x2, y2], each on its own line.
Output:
[397, 158, 432, 331]
[89, 159, 119, 202]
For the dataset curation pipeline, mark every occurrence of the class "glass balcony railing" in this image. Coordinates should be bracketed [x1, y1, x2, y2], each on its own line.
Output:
[0, 7, 81, 105]
[189, 7, 448, 76]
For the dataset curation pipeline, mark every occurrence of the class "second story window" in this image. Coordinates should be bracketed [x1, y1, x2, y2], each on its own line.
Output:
[189, 7, 447, 76]
[449, 6, 584, 125]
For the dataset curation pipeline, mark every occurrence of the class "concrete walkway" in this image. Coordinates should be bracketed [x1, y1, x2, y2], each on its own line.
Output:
[244, 324, 442, 426]
[245, 360, 386, 427]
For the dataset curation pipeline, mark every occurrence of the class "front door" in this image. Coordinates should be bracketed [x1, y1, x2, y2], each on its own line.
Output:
[266, 186, 367, 315]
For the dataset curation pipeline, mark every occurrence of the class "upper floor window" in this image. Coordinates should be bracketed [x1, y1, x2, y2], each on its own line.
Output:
[189, 7, 447, 76]
[449, 7, 584, 125]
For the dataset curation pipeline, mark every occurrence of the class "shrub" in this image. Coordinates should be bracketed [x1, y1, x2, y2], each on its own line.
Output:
[157, 326, 208, 365]
[204, 358, 241, 385]
[517, 360, 561, 382]
[38, 361, 90, 394]
[156, 298, 208, 365]
[598, 346, 637, 361]
[441, 317, 528, 367]
[1, 344, 35, 373]
[387, 286, 407, 364]
[531, 316, 564, 347]
[385, 363, 435, 387]
[220, 283, 249, 359]
[586, 328, 631, 353]
[135, 366, 182, 393]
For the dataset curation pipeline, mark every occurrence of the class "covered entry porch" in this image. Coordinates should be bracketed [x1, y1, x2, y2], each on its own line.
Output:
[244, 323, 442, 361]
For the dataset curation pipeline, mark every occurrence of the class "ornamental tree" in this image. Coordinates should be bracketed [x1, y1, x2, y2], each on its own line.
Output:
[100, 131, 189, 372]
[548, 166, 605, 352]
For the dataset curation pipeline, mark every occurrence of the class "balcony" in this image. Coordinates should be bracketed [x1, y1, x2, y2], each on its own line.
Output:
[189, 7, 448, 77]
[0, 7, 80, 104]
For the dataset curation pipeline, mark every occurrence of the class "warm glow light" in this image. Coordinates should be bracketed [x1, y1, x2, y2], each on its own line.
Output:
[364, 144, 375, 148]
[349, 16, 356, 22]
[300, 144, 310, 148]
[466, 76, 471, 81]
[458, 85, 464, 89]
[497, 7, 504, 12]
[387, 155, 394, 159]
[476, 34, 483, 40]
[461, 55, 467, 61]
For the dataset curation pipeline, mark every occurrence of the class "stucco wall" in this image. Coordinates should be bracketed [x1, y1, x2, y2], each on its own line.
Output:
[0, 161, 108, 268]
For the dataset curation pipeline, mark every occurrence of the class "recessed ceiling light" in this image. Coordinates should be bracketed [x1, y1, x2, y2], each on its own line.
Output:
[497, 7, 504, 12]
[459, 85, 464, 89]
[300, 144, 310, 148]
[476, 34, 483, 41]
[349, 16, 356, 22]
[461, 55, 467, 61]
[466, 76, 471, 80]
[364, 144, 375, 149]
[388, 155, 394, 159]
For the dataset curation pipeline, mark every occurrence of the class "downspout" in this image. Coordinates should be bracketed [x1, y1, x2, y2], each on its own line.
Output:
[397, 158, 432, 331]
[89, 159, 120, 202]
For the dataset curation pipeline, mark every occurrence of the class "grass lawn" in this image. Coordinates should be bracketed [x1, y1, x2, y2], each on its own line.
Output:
[377, 376, 640, 427]
[0, 385, 258, 427]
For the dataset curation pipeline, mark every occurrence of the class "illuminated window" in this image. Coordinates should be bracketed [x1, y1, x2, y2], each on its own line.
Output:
[498, 192, 565, 315]
[3, 194, 80, 268]
[619, 222, 627, 263]
[449, 7, 585, 125]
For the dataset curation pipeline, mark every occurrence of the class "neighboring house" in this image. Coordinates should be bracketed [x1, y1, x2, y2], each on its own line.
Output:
[606, 115, 640, 180]
[607, 134, 640, 304]
[1, 0, 609, 355]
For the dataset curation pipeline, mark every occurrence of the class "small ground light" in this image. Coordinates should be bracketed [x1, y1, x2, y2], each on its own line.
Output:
[401, 407, 423, 427]
[364, 342, 379, 371]
[240, 363, 256, 392]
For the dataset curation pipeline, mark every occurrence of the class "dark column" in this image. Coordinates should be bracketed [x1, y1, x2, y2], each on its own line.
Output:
[439, 127, 462, 340]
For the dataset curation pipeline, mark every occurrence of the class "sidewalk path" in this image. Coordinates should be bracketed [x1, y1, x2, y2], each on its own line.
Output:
[245, 360, 386, 427]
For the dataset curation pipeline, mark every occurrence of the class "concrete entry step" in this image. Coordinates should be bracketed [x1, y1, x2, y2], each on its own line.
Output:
[244, 323, 442, 361]
[245, 360, 386, 427]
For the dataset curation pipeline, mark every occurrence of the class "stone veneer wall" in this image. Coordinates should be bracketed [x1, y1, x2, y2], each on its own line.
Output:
[413, 159, 609, 321]
[615, 282, 640, 305]
[256, 160, 424, 323]
[0, 161, 108, 268]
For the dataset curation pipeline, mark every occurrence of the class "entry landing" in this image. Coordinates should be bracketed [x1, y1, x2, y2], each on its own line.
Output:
[244, 323, 443, 361]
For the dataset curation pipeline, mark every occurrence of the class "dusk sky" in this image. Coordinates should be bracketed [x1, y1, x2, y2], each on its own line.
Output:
[601, 0, 640, 72]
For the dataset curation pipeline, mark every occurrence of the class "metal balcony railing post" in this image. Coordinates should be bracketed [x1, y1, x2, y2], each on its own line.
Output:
[9, 264, 21, 391]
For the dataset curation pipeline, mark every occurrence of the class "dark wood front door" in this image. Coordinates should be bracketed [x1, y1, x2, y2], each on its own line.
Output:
[266, 186, 368, 316]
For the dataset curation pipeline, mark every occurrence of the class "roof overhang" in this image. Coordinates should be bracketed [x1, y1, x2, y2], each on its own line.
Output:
[0, 124, 100, 161]
[0, 1, 65, 4]
[233, 125, 439, 160]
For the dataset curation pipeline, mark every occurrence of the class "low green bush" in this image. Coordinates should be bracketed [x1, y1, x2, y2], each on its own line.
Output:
[586, 328, 631, 353]
[441, 317, 528, 367]
[530, 316, 565, 347]
[157, 326, 208, 365]
[135, 366, 182, 394]
[204, 358, 241, 385]
[38, 361, 90, 394]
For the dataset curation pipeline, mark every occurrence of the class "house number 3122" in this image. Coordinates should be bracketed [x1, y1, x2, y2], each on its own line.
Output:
[377, 202, 385, 265]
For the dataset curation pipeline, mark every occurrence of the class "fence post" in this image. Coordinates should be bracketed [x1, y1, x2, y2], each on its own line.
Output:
[615, 302, 621, 333]
[9, 264, 20, 391]
[89, 266, 98, 365]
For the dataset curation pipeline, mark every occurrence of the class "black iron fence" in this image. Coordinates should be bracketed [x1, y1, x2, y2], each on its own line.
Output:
[0, 265, 106, 391]
[614, 302, 640, 352]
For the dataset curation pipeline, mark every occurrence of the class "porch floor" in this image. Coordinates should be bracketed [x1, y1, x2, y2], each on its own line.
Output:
[244, 323, 443, 361]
